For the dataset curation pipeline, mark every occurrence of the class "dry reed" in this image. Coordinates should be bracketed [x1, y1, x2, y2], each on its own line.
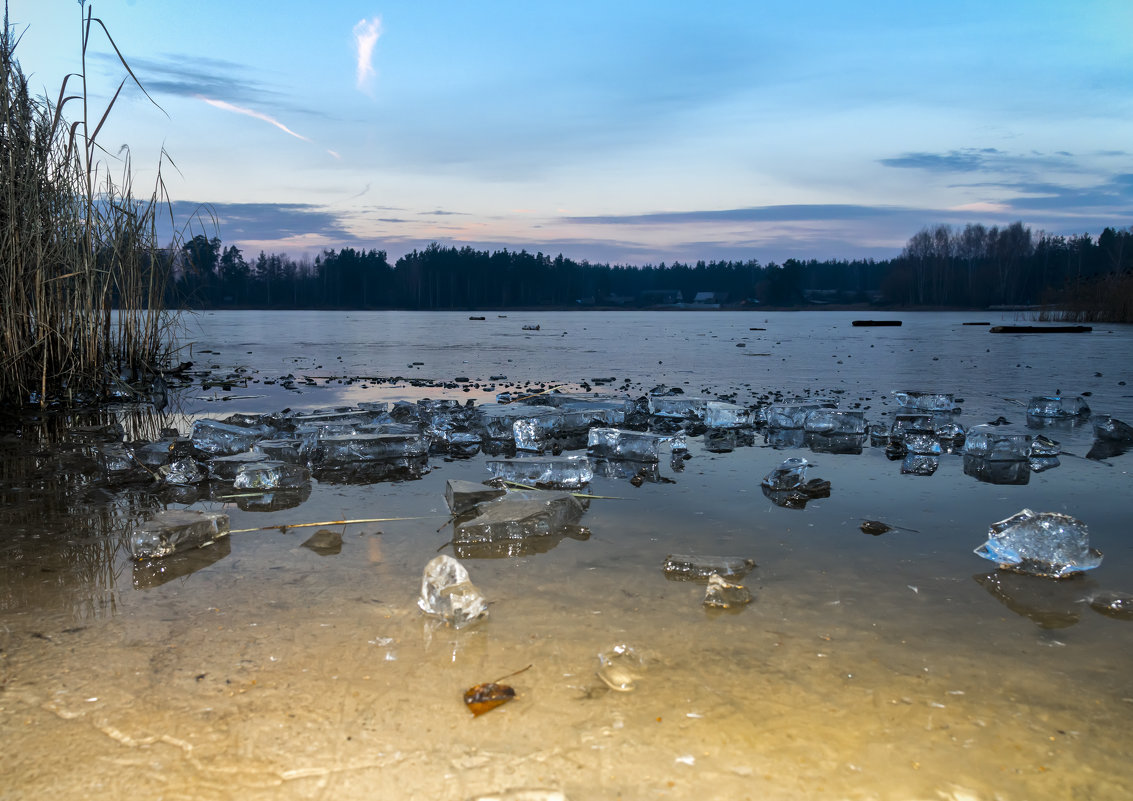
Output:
[1, 3, 178, 409]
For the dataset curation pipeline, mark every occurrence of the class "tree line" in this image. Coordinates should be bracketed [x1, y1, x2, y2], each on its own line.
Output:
[153, 222, 1133, 310]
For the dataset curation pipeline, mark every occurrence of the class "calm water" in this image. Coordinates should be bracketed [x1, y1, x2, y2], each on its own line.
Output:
[3, 311, 1132, 800]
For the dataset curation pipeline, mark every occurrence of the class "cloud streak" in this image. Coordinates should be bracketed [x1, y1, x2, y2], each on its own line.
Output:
[198, 95, 313, 142]
[353, 17, 382, 94]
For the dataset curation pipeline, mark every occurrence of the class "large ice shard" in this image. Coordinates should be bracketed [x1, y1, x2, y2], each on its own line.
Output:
[761, 456, 811, 490]
[454, 490, 586, 543]
[804, 408, 866, 435]
[647, 395, 707, 420]
[587, 428, 684, 461]
[1026, 395, 1090, 419]
[963, 424, 1031, 461]
[705, 401, 752, 428]
[128, 509, 230, 559]
[190, 419, 272, 456]
[765, 402, 821, 430]
[486, 455, 593, 489]
[417, 555, 488, 628]
[974, 508, 1103, 578]
[894, 391, 956, 412]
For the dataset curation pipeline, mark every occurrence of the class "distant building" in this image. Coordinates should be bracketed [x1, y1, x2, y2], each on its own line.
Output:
[692, 291, 724, 307]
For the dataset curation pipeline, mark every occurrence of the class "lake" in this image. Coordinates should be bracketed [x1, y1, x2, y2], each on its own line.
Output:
[3, 310, 1132, 800]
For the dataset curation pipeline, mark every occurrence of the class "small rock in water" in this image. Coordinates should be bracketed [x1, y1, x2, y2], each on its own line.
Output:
[301, 529, 343, 555]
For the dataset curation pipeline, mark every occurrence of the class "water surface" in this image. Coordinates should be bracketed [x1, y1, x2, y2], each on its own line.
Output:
[3, 311, 1132, 800]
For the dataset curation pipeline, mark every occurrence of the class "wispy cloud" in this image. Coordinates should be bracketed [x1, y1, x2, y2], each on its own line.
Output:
[353, 17, 383, 94]
[196, 95, 340, 159]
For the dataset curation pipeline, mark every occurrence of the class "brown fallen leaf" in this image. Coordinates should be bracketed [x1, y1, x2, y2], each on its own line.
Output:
[463, 664, 531, 717]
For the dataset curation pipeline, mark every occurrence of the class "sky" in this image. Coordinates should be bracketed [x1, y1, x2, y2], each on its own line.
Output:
[9, 0, 1133, 266]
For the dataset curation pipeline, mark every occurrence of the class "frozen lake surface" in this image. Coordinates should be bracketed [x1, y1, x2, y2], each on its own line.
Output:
[3, 310, 1133, 800]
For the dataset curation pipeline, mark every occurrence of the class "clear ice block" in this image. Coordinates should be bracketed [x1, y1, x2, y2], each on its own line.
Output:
[313, 432, 428, 463]
[1026, 395, 1090, 419]
[161, 457, 204, 485]
[703, 573, 753, 608]
[974, 509, 1103, 578]
[963, 454, 1030, 485]
[705, 401, 752, 428]
[765, 402, 821, 430]
[454, 490, 585, 543]
[902, 433, 943, 455]
[647, 395, 707, 420]
[191, 419, 271, 456]
[586, 428, 683, 461]
[476, 404, 560, 440]
[129, 509, 230, 559]
[485, 455, 593, 489]
[901, 453, 939, 475]
[761, 457, 810, 490]
[417, 555, 488, 628]
[445, 479, 508, 515]
[803, 408, 866, 435]
[233, 460, 311, 490]
[963, 424, 1030, 460]
[894, 391, 955, 412]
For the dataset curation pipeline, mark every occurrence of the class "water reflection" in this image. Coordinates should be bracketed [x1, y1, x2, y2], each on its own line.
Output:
[132, 537, 231, 589]
[973, 570, 1096, 629]
[962, 454, 1030, 484]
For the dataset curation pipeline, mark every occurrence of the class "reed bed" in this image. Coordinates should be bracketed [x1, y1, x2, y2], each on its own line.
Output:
[1, 4, 178, 409]
[1039, 272, 1133, 324]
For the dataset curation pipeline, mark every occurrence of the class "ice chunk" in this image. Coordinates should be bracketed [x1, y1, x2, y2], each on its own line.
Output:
[963, 454, 1030, 485]
[513, 408, 602, 451]
[1026, 395, 1090, 419]
[445, 479, 507, 515]
[662, 553, 756, 581]
[804, 408, 866, 435]
[894, 391, 955, 412]
[901, 453, 938, 476]
[486, 455, 593, 489]
[974, 509, 1103, 578]
[596, 643, 644, 692]
[312, 432, 428, 463]
[1092, 414, 1133, 442]
[312, 455, 429, 484]
[1028, 434, 1060, 457]
[417, 555, 488, 628]
[587, 427, 684, 461]
[454, 490, 585, 543]
[705, 401, 752, 428]
[648, 395, 707, 420]
[889, 413, 934, 438]
[161, 457, 205, 485]
[761, 456, 810, 490]
[254, 438, 307, 464]
[1029, 456, 1060, 473]
[191, 418, 271, 456]
[765, 402, 821, 429]
[206, 450, 271, 481]
[902, 433, 943, 455]
[233, 460, 311, 490]
[97, 443, 135, 476]
[703, 573, 753, 609]
[476, 404, 560, 441]
[129, 510, 230, 559]
[963, 424, 1030, 460]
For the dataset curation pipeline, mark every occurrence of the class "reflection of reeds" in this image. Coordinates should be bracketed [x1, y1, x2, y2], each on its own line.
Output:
[1040, 273, 1133, 323]
[0, 5, 177, 409]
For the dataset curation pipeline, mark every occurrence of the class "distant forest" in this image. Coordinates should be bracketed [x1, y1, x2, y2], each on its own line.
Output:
[161, 222, 1133, 313]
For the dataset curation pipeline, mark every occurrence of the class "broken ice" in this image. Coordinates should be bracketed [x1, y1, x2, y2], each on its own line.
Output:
[974, 508, 1103, 578]
[190, 418, 272, 456]
[762, 457, 810, 490]
[445, 479, 507, 515]
[647, 395, 707, 420]
[417, 555, 488, 628]
[1092, 414, 1133, 442]
[1026, 395, 1090, 419]
[587, 428, 684, 462]
[486, 455, 593, 489]
[704, 401, 752, 428]
[129, 509, 230, 559]
[233, 461, 311, 490]
[454, 490, 586, 543]
[803, 408, 865, 435]
[894, 391, 955, 412]
[901, 453, 938, 476]
[963, 424, 1030, 461]
[312, 432, 428, 464]
[703, 573, 753, 609]
[765, 402, 821, 429]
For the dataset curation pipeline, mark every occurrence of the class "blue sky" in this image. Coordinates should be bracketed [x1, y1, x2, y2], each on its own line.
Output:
[10, 0, 1133, 265]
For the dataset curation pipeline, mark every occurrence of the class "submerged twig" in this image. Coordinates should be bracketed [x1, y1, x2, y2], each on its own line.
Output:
[228, 517, 427, 534]
[500, 480, 627, 500]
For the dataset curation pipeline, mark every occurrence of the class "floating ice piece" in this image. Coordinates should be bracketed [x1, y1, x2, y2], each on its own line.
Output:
[486, 455, 593, 489]
[190, 419, 272, 456]
[476, 404, 559, 441]
[647, 395, 707, 420]
[963, 424, 1030, 461]
[587, 428, 684, 461]
[1029, 434, 1060, 458]
[1092, 414, 1133, 443]
[417, 555, 488, 628]
[1026, 395, 1090, 419]
[161, 457, 204, 485]
[233, 460, 310, 490]
[761, 456, 810, 490]
[455, 490, 585, 543]
[129, 509, 230, 559]
[312, 432, 428, 463]
[206, 450, 271, 481]
[765, 402, 822, 430]
[445, 479, 507, 515]
[804, 408, 865, 435]
[97, 443, 135, 475]
[901, 453, 938, 476]
[254, 438, 307, 463]
[974, 508, 1102, 578]
[705, 401, 752, 428]
[662, 553, 756, 581]
[703, 573, 753, 608]
[902, 433, 943, 455]
[894, 391, 955, 412]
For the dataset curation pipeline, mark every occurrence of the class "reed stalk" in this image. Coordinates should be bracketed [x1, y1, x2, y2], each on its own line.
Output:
[0, 2, 178, 409]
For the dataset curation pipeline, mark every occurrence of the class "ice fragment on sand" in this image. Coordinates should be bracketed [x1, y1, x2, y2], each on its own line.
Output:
[417, 555, 488, 628]
[974, 508, 1102, 578]
[663, 553, 756, 581]
[703, 573, 753, 608]
[596, 643, 643, 692]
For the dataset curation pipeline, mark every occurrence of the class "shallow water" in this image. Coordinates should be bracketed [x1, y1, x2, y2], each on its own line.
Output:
[3, 311, 1133, 800]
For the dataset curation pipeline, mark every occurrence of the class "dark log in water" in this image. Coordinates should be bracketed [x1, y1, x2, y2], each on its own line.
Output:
[851, 320, 902, 327]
